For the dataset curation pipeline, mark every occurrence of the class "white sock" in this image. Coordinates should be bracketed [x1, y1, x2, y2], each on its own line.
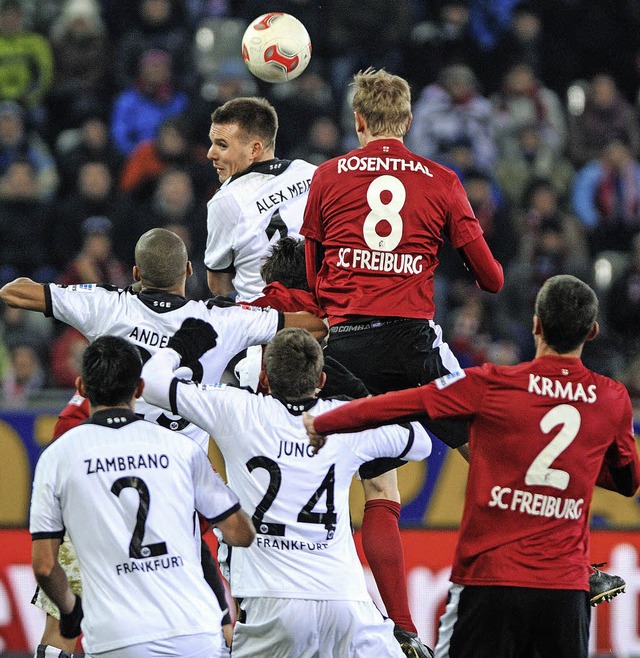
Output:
[34, 644, 73, 658]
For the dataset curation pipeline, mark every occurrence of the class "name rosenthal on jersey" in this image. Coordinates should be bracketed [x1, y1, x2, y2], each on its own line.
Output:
[205, 158, 317, 301]
[44, 283, 283, 449]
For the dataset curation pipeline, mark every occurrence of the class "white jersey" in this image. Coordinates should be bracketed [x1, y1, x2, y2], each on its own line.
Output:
[205, 158, 316, 301]
[29, 409, 240, 655]
[45, 283, 282, 450]
[142, 349, 432, 601]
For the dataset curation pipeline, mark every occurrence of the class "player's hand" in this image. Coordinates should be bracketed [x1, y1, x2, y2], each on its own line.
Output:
[303, 411, 327, 454]
[168, 318, 218, 368]
[59, 594, 83, 638]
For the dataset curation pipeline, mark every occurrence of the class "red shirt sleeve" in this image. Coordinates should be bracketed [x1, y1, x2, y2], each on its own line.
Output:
[313, 387, 428, 435]
[595, 394, 640, 496]
[52, 393, 90, 440]
[459, 235, 504, 293]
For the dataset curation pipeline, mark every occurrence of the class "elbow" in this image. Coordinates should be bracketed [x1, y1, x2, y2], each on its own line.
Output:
[238, 524, 256, 547]
[478, 265, 504, 294]
[32, 556, 56, 582]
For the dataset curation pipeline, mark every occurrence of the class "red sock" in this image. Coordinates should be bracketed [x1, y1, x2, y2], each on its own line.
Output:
[361, 498, 416, 633]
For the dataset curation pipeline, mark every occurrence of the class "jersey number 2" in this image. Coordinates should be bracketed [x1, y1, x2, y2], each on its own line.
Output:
[525, 404, 581, 491]
[111, 476, 168, 559]
[247, 456, 337, 540]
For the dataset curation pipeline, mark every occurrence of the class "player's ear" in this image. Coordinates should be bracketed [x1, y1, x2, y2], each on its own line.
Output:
[251, 139, 264, 160]
[186, 260, 193, 279]
[532, 315, 542, 336]
[134, 379, 144, 400]
[258, 369, 270, 392]
[133, 265, 141, 282]
[316, 371, 327, 393]
[76, 376, 86, 397]
[405, 113, 413, 135]
[585, 321, 599, 342]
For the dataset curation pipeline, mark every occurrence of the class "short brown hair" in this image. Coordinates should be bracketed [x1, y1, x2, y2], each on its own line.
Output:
[135, 228, 188, 289]
[352, 68, 411, 138]
[263, 328, 323, 401]
[535, 275, 598, 353]
[211, 97, 278, 150]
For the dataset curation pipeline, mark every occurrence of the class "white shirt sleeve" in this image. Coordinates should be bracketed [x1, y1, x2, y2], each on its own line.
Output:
[48, 284, 116, 341]
[350, 421, 432, 464]
[205, 191, 242, 271]
[29, 446, 65, 537]
[191, 446, 241, 523]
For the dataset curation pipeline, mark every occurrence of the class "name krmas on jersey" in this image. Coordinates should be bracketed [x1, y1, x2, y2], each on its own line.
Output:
[255, 177, 312, 214]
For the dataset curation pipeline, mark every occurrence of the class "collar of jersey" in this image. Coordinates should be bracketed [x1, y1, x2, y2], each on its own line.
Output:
[272, 394, 318, 415]
[87, 408, 140, 427]
[228, 158, 292, 184]
[136, 288, 188, 310]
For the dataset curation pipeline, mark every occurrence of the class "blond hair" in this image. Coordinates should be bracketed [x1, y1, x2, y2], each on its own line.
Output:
[352, 68, 411, 138]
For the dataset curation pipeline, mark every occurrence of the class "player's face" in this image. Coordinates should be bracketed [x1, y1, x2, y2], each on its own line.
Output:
[208, 122, 256, 183]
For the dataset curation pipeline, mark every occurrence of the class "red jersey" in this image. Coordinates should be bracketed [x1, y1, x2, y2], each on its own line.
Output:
[312, 355, 640, 591]
[52, 391, 90, 439]
[301, 139, 485, 323]
[249, 282, 326, 316]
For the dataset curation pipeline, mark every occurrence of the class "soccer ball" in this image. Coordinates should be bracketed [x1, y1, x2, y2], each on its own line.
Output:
[241, 13, 312, 83]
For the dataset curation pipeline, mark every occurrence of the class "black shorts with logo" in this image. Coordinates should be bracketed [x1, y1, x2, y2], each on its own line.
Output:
[325, 317, 469, 479]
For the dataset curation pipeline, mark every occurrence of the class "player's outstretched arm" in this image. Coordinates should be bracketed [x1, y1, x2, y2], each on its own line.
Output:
[32, 538, 81, 637]
[459, 236, 504, 293]
[0, 277, 47, 312]
[282, 311, 328, 340]
[215, 508, 255, 547]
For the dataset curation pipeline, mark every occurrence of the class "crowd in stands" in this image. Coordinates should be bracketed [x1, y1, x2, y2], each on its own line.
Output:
[1, 0, 640, 415]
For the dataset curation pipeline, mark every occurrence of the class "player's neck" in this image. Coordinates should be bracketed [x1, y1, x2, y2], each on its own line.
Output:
[362, 135, 404, 147]
[535, 343, 584, 359]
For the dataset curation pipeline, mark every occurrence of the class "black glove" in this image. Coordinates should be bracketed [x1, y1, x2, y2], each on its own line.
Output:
[60, 594, 83, 638]
[168, 318, 218, 368]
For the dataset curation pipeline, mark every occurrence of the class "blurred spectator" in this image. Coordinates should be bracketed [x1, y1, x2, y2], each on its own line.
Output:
[0, 0, 53, 128]
[568, 73, 640, 168]
[54, 112, 124, 196]
[0, 159, 52, 284]
[517, 179, 589, 265]
[0, 304, 53, 361]
[49, 326, 88, 387]
[46, 0, 113, 138]
[572, 138, 640, 254]
[289, 115, 343, 165]
[407, 64, 496, 171]
[119, 114, 211, 202]
[112, 0, 194, 93]
[2, 343, 46, 406]
[125, 167, 207, 258]
[496, 214, 592, 360]
[463, 169, 518, 267]
[403, 0, 484, 92]
[605, 232, 640, 360]
[57, 215, 130, 287]
[466, 0, 521, 54]
[110, 48, 190, 156]
[485, 2, 544, 93]
[324, 0, 412, 105]
[491, 62, 567, 158]
[0, 100, 59, 199]
[52, 160, 133, 267]
[494, 124, 575, 210]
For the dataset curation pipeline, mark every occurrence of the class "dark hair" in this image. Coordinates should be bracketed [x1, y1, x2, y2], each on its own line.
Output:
[82, 336, 142, 406]
[211, 97, 278, 150]
[534, 275, 598, 353]
[135, 227, 188, 289]
[260, 237, 309, 290]
[263, 328, 323, 401]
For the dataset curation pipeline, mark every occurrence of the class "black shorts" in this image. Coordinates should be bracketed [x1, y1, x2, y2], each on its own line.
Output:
[326, 318, 469, 479]
[437, 583, 590, 658]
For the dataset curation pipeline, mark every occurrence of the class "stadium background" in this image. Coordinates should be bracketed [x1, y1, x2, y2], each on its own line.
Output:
[2, 0, 640, 654]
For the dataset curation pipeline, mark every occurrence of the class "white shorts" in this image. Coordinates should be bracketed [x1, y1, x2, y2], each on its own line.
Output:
[86, 632, 225, 658]
[32, 534, 82, 619]
[232, 597, 405, 658]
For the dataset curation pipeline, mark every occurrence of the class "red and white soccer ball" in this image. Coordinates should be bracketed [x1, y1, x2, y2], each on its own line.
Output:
[241, 13, 312, 83]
